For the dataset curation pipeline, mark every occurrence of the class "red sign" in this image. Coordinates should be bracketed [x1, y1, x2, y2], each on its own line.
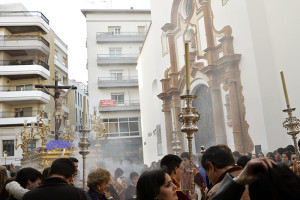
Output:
[100, 99, 116, 107]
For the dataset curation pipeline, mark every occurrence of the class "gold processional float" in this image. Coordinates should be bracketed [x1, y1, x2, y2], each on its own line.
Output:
[16, 95, 106, 189]
[15, 106, 75, 171]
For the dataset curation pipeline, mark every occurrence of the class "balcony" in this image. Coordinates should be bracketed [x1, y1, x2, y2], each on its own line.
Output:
[54, 58, 68, 74]
[0, 11, 50, 34]
[98, 76, 138, 88]
[99, 100, 140, 112]
[0, 85, 50, 104]
[0, 110, 44, 126]
[0, 59, 50, 80]
[0, 35, 50, 57]
[97, 54, 138, 66]
[96, 32, 146, 43]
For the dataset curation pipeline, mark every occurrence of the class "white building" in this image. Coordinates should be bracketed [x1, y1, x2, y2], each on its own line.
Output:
[0, 3, 73, 166]
[69, 79, 90, 131]
[138, 0, 300, 164]
[81, 8, 151, 163]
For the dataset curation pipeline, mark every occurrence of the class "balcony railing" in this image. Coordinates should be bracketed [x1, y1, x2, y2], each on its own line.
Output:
[98, 76, 138, 88]
[0, 11, 49, 24]
[0, 59, 49, 70]
[0, 110, 46, 118]
[0, 35, 50, 47]
[96, 32, 146, 43]
[0, 85, 40, 92]
[97, 54, 138, 65]
[99, 100, 140, 112]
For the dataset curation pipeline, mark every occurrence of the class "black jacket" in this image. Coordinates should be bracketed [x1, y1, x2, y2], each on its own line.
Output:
[22, 177, 88, 200]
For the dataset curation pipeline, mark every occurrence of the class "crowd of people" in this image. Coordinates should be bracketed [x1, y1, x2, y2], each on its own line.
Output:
[0, 141, 300, 200]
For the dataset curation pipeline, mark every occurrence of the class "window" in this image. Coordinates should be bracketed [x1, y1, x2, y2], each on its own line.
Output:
[108, 26, 121, 35]
[27, 140, 36, 152]
[3, 140, 14, 156]
[103, 118, 139, 137]
[111, 93, 124, 104]
[109, 48, 121, 57]
[110, 71, 123, 80]
[16, 84, 32, 91]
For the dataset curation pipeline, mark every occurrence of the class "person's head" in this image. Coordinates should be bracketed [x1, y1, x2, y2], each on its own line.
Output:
[180, 152, 191, 168]
[130, 172, 139, 186]
[266, 152, 275, 160]
[49, 158, 75, 184]
[87, 168, 111, 195]
[201, 145, 235, 184]
[286, 145, 295, 154]
[257, 152, 264, 158]
[0, 166, 8, 195]
[291, 154, 297, 165]
[249, 163, 300, 200]
[281, 151, 291, 163]
[277, 147, 285, 156]
[41, 167, 51, 183]
[114, 168, 124, 178]
[251, 154, 257, 159]
[236, 155, 251, 168]
[136, 169, 177, 200]
[160, 154, 182, 180]
[16, 167, 42, 190]
[232, 151, 241, 163]
[69, 157, 79, 175]
[54, 91, 60, 98]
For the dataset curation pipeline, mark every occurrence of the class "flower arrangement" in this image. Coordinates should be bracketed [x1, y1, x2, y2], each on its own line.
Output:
[33, 140, 75, 152]
[45, 140, 74, 150]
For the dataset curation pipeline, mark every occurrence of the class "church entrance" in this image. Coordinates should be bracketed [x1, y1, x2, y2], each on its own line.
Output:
[193, 85, 216, 153]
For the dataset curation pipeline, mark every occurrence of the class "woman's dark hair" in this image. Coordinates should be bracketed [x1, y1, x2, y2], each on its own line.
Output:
[282, 151, 291, 160]
[236, 156, 250, 168]
[249, 163, 300, 200]
[136, 169, 166, 200]
[16, 167, 42, 188]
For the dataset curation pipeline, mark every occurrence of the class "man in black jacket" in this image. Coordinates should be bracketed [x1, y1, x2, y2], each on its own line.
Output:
[22, 158, 89, 200]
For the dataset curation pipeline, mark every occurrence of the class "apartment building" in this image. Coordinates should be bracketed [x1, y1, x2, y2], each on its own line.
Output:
[69, 79, 90, 131]
[0, 3, 73, 165]
[81, 9, 151, 163]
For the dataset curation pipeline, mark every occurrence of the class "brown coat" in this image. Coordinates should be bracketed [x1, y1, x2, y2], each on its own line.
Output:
[205, 166, 250, 200]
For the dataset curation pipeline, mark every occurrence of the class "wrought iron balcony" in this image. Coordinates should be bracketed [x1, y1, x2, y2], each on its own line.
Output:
[0, 59, 49, 70]
[99, 100, 140, 112]
[0, 59, 50, 80]
[0, 85, 50, 104]
[0, 11, 50, 33]
[0, 110, 47, 126]
[97, 54, 138, 65]
[0, 35, 50, 56]
[98, 76, 138, 88]
[96, 32, 146, 43]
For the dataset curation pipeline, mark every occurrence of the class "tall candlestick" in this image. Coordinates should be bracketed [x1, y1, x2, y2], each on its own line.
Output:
[172, 101, 177, 131]
[185, 43, 191, 92]
[83, 96, 86, 127]
[280, 71, 290, 106]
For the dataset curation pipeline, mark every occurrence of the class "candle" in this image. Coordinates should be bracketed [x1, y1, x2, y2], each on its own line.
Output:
[172, 101, 177, 131]
[185, 43, 191, 92]
[83, 96, 86, 127]
[280, 71, 290, 106]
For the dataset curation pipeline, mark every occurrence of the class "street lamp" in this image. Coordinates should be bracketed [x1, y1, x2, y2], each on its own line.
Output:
[3, 150, 7, 165]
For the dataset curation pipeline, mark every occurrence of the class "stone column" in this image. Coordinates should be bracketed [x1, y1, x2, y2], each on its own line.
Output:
[208, 78, 227, 145]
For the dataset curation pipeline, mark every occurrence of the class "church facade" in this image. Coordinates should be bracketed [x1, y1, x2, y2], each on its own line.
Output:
[138, 0, 300, 164]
